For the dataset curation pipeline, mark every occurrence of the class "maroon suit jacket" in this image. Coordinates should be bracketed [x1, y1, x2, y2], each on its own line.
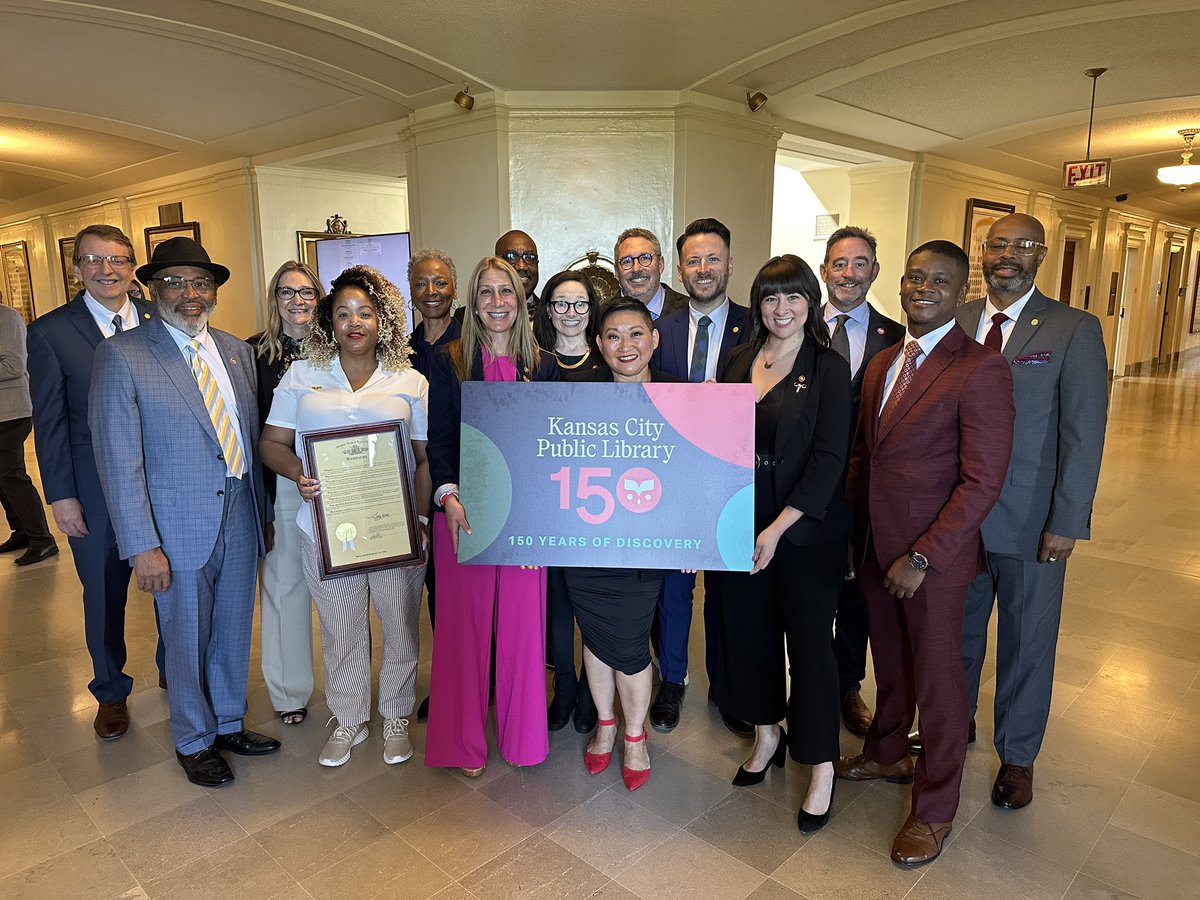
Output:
[847, 323, 1014, 585]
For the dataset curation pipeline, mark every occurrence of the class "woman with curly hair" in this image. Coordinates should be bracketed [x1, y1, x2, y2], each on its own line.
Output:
[260, 265, 431, 768]
[248, 260, 322, 726]
[425, 257, 558, 776]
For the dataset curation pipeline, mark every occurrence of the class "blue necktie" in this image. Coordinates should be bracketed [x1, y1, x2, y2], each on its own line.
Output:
[689, 315, 712, 383]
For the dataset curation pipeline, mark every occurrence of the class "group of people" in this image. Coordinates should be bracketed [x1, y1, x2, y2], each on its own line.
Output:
[0, 209, 1107, 867]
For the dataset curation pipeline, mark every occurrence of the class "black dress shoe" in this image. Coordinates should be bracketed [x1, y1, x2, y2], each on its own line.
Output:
[548, 674, 577, 731]
[992, 763, 1034, 809]
[733, 726, 787, 786]
[574, 676, 598, 734]
[158, 675, 168, 690]
[909, 717, 975, 755]
[797, 776, 837, 834]
[176, 747, 234, 786]
[417, 695, 429, 720]
[213, 729, 281, 756]
[14, 542, 58, 566]
[650, 681, 685, 733]
[708, 687, 754, 739]
[0, 533, 30, 553]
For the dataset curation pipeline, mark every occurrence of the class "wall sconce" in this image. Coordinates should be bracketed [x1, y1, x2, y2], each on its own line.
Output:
[453, 84, 475, 112]
[746, 91, 768, 113]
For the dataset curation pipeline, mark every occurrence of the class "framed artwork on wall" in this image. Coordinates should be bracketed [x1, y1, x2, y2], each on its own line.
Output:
[59, 237, 86, 302]
[297, 231, 335, 271]
[1, 240, 36, 324]
[145, 221, 201, 261]
[963, 199, 1016, 302]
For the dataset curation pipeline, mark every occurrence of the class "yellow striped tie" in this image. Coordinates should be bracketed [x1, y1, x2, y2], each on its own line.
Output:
[187, 339, 246, 477]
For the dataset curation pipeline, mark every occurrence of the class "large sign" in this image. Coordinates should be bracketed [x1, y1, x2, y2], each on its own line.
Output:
[1063, 159, 1112, 189]
[458, 381, 755, 570]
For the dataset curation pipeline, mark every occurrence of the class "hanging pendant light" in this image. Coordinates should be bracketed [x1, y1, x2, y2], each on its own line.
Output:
[1157, 129, 1200, 188]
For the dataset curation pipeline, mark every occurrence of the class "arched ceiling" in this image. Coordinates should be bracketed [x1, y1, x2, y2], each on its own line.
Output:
[2, 0, 1199, 220]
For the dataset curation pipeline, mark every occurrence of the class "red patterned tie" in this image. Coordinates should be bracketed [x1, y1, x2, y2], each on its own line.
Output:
[984, 312, 1007, 351]
[879, 341, 923, 429]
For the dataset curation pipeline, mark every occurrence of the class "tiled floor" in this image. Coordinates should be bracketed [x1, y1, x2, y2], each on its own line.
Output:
[3, 358, 1199, 900]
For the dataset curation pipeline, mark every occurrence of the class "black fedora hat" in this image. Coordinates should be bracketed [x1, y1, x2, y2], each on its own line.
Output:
[136, 237, 231, 286]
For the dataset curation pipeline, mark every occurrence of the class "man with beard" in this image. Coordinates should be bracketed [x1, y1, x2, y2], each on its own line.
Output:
[495, 230, 541, 316]
[955, 213, 1108, 810]
[819, 226, 904, 738]
[90, 237, 279, 786]
[613, 227, 688, 320]
[649, 218, 750, 735]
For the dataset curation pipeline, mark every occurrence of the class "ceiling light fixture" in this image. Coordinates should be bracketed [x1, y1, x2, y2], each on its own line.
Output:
[1157, 128, 1200, 189]
[453, 84, 475, 112]
[746, 91, 767, 113]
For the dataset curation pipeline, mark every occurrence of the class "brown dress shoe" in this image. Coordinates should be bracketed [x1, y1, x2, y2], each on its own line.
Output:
[834, 752, 914, 783]
[841, 691, 872, 736]
[992, 763, 1033, 809]
[94, 701, 130, 740]
[891, 814, 952, 865]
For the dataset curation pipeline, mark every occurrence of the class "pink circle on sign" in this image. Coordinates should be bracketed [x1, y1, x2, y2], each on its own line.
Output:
[618, 467, 661, 514]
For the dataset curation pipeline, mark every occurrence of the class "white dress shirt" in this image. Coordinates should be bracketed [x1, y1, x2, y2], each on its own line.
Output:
[161, 320, 245, 478]
[974, 287, 1035, 351]
[267, 357, 429, 540]
[688, 297, 731, 382]
[83, 291, 140, 337]
[879, 318, 958, 414]
[822, 300, 870, 377]
[645, 284, 666, 320]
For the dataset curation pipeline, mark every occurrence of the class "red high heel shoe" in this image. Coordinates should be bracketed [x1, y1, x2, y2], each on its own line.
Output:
[584, 717, 618, 775]
[622, 730, 650, 791]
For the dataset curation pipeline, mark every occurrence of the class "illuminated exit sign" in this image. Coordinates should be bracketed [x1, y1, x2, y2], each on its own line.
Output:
[1063, 159, 1112, 188]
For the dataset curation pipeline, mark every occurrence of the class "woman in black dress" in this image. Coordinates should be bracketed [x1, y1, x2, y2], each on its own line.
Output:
[709, 254, 852, 833]
[569, 299, 679, 791]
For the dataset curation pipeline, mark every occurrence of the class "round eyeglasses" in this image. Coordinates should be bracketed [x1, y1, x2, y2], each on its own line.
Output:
[275, 286, 318, 301]
[617, 252, 657, 270]
[551, 299, 590, 315]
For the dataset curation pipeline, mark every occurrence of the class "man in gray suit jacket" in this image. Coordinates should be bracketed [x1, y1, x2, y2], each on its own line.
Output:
[956, 213, 1108, 810]
[90, 237, 279, 787]
[614, 227, 689, 320]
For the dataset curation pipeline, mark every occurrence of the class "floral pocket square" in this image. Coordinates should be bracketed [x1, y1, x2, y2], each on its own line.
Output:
[1013, 351, 1052, 365]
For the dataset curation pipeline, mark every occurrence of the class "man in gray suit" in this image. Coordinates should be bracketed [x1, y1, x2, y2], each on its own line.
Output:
[956, 213, 1108, 809]
[90, 237, 279, 786]
[614, 228, 689, 320]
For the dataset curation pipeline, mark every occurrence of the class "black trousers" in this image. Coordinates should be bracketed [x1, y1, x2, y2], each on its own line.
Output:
[710, 535, 846, 765]
[833, 574, 869, 696]
[0, 417, 52, 545]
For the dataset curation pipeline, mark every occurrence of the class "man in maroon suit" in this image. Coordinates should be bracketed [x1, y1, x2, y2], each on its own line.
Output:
[836, 240, 1014, 865]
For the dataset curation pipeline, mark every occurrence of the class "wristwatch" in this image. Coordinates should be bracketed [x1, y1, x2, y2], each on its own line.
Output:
[908, 551, 929, 571]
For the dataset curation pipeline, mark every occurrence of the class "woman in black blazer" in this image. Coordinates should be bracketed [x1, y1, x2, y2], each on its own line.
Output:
[708, 254, 852, 834]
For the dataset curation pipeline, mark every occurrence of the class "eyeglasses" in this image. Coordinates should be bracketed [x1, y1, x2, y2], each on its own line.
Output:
[551, 299, 590, 315]
[275, 286, 318, 301]
[77, 254, 134, 268]
[501, 251, 538, 265]
[617, 252, 657, 270]
[983, 238, 1045, 256]
[153, 275, 216, 295]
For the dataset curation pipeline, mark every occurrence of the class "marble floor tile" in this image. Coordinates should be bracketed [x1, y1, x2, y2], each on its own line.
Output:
[396, 790, 535, 879]
[460, 833, 609, 900]
[299, 832, 452, 900]
[252, 794, 389, 882]
[614, 830, 766, 900]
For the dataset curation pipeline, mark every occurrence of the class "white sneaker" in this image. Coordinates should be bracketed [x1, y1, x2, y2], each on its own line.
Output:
[319, 718, 368, 767]
[383, 717, 413, 764]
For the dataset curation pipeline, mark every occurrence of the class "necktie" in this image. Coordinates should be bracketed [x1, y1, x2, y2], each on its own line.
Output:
[111, 314, 123, 334]
[186, 339, 246, 477]
[830, 314, 851, 366]
[984, 312, 1008, 352]
[879, 341, 923, 429]
[689, 315, 712, 383]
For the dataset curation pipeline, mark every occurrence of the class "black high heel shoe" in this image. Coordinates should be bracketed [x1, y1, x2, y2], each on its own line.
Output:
[732, 726, 787, 786]
[797, 773, 837, 834]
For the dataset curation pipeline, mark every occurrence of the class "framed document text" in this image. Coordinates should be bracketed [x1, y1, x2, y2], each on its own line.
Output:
[302, 420, 423, 579]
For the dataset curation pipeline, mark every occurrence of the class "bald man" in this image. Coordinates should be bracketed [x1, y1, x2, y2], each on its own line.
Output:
[495, 230, 540, 316]
[955, 213, 1108, 810]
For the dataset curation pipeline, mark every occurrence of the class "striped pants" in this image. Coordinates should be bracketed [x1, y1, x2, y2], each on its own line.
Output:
[300, 533, 424, 728]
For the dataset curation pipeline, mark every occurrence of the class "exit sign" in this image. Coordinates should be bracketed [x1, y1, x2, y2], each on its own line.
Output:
[1063, 159, 1112, 189]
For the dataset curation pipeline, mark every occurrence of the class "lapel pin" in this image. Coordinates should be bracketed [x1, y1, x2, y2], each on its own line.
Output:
[877, 327, 885, 335]
[794, 377, 807, 393]
[229, 357, 237, 365]
[1030, 318, 1039, 326]
[733, 326, 740, 333]
[143, 312, 151, 319]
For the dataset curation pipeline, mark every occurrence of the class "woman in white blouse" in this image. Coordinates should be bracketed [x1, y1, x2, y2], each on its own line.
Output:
[260, 265, 431, 768]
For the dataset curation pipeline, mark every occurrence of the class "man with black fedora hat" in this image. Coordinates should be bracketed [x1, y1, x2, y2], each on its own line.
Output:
[90, 236, 279, 786]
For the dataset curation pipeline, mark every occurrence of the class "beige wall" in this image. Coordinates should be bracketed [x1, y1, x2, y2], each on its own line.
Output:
[770, 164, 851, 271]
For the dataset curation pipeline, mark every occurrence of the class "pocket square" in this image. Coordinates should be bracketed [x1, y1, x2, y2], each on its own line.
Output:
[1013, 351, 1051, 365]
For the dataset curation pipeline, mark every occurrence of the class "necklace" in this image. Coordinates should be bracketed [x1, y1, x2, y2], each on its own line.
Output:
[557, 348, 592, 370]
[762, 341, 802, 369]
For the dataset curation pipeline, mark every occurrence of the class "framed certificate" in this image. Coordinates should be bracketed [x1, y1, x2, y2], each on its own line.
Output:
[302, 420, 424, 579]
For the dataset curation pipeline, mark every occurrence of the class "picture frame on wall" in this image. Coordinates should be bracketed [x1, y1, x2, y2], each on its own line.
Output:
[297, 230, 335, 271]
[59, 237, 86, 302]
[1, 240, 37, 324]
[145, 221, 201, 262]
[963, 199, 1016, 302]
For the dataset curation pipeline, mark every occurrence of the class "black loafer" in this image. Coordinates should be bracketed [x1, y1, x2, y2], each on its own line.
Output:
[176, 747, 234, 787]
[214, 729, 281, 756]
[650, 681, 685, 733]
[14, 542, 59, 566]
